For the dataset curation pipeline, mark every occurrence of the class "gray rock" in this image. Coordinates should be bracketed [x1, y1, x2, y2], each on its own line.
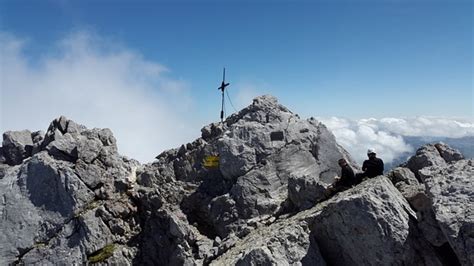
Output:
[41, 116, 86, 148]
[45, 133, 80, 162]
[387, 167, 447, 247]
[420, 159, 474, 266]
[0, 155, 89, 264]
[288, 173, 326, 210]
[403, 142, 464, 180]
[31, 131, 45, 155]
[2, 130, 34, 165]
[201, 122, 226, 142]
[20, 209, 116, 264]
[417, 207, 449, 247]
[311, 176, 442, 266]
[2, 97, 471, 265]
[0, 163, 8, 179]
[211, 218, 326, 265]
[0, 146, 6, 164]
[434, 142, 464, 163]
[17, 152, 94, 217]
[0, 117, 139, 265]
[31, 130, 44, 144]
[201, 96, 354, 238]
[75, 159, 106, 189]
[387, 167, 425, 206]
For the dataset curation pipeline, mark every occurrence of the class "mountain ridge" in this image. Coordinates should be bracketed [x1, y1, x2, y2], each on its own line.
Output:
[0, 95, 472, 265]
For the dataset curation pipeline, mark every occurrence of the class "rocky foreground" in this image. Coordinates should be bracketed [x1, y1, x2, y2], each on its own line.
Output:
[0, 95, 472, 265]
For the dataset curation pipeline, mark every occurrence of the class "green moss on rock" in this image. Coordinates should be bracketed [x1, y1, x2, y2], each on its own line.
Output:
[87, 243, 116, 263]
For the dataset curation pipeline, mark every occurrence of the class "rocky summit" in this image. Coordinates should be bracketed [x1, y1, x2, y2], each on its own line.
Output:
[0, 95, 472, 265]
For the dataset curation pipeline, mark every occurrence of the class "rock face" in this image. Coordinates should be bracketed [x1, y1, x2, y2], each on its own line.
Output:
[311, 177, 442, 266]
[388, 143, 472, 265]
[420, 160, 474, 266]
[0, 96, 472, 265]
[2, 130, 34, 165]
[0, 116, 140, 264]
[402, 142, 464, 179]
[163, 95, 354, 241]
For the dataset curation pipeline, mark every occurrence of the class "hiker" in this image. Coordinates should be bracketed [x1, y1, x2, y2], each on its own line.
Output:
[326, 158, 356, 197]
[336, 158, 356, 188]
[359, 148, 384, 179]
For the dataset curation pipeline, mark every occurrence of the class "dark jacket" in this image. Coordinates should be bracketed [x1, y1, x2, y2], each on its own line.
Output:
[362, 157, 384, 178]
[336, 165, 355, 188]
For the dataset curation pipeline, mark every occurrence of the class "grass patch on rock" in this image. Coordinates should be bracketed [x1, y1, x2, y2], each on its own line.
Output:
[87, 243, 116, 263]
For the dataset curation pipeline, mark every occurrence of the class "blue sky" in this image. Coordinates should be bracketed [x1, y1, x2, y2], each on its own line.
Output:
[1, 0, 473, 162]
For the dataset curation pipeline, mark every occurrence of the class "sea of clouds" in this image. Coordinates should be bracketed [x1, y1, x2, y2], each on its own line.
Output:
[318, 116, 474, 164]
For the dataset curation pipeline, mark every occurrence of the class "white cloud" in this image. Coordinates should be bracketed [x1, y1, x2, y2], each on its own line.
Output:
[0, 31, 199, 163]
[318, 116, 474, 165]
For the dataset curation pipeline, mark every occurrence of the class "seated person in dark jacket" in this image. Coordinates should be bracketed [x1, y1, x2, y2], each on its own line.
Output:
[360, 148, 384, 179]
[326, 159, 356, 197]
[335, 158, 356, 188]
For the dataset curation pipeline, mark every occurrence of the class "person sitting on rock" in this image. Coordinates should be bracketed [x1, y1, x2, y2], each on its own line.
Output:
[335, 158, 356, 189]
[359, 148, 384, 179]
[325, 158, 356, 197]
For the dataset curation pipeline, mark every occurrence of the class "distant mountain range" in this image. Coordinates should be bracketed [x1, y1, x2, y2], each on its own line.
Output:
[385, 135, 474, 170]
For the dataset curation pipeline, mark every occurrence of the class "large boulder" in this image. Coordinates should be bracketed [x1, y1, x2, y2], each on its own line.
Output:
[310, 176, 441, 266]
[420, 160, 474, 266]
[211, 217, 326, 265]
[386, 167, 425, 204]
[403, 142, 464, 179]
[2, 130, 34, 165]
[387, 167, 447, 247]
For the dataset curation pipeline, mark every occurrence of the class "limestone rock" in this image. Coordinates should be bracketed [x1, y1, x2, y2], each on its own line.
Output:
[1, 97, 471, 265]
[403, 142, 464, 179]
[287, 173, 326, 210]
[2, 130, 34, 165]
[0, 163, 8, 179]
[387, 167, 447, 247]
[0, 117, 139, 265]
[185, 95, 355, 238]
[434, 142, 464, 163]
[420, 160, 474, 266]
[387, 167, 425, 208]
[311, 176, 442, 266]
[0, 146, 7, 164]
[0, 154, 93, 264]
[213, 176, 441, 265]
[211, 220, 326, 265]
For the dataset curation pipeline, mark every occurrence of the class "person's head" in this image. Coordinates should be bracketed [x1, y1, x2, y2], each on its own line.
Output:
[367, 149, 377, 159]
[338, 158, 347, 167]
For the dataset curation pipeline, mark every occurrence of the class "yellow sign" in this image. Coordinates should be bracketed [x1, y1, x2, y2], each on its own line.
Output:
[203, 155, 219, 168]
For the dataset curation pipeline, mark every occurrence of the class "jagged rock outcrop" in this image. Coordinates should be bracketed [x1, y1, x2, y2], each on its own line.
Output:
[420, 160, 473, 266]
[402, 142, 464, 180]
[214, 177, 442, 265]
[0, 116, 139, 264]
[185, 96, 355, 238]
[0, 96, 472, 265]
[388, 143, 471, 265]
[311, 176, 442, 266]
[2, 130, 34, 165]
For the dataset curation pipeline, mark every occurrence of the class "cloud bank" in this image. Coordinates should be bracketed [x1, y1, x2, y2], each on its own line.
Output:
[1, 31, 199, 163]
[318, 116, 474, 164]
